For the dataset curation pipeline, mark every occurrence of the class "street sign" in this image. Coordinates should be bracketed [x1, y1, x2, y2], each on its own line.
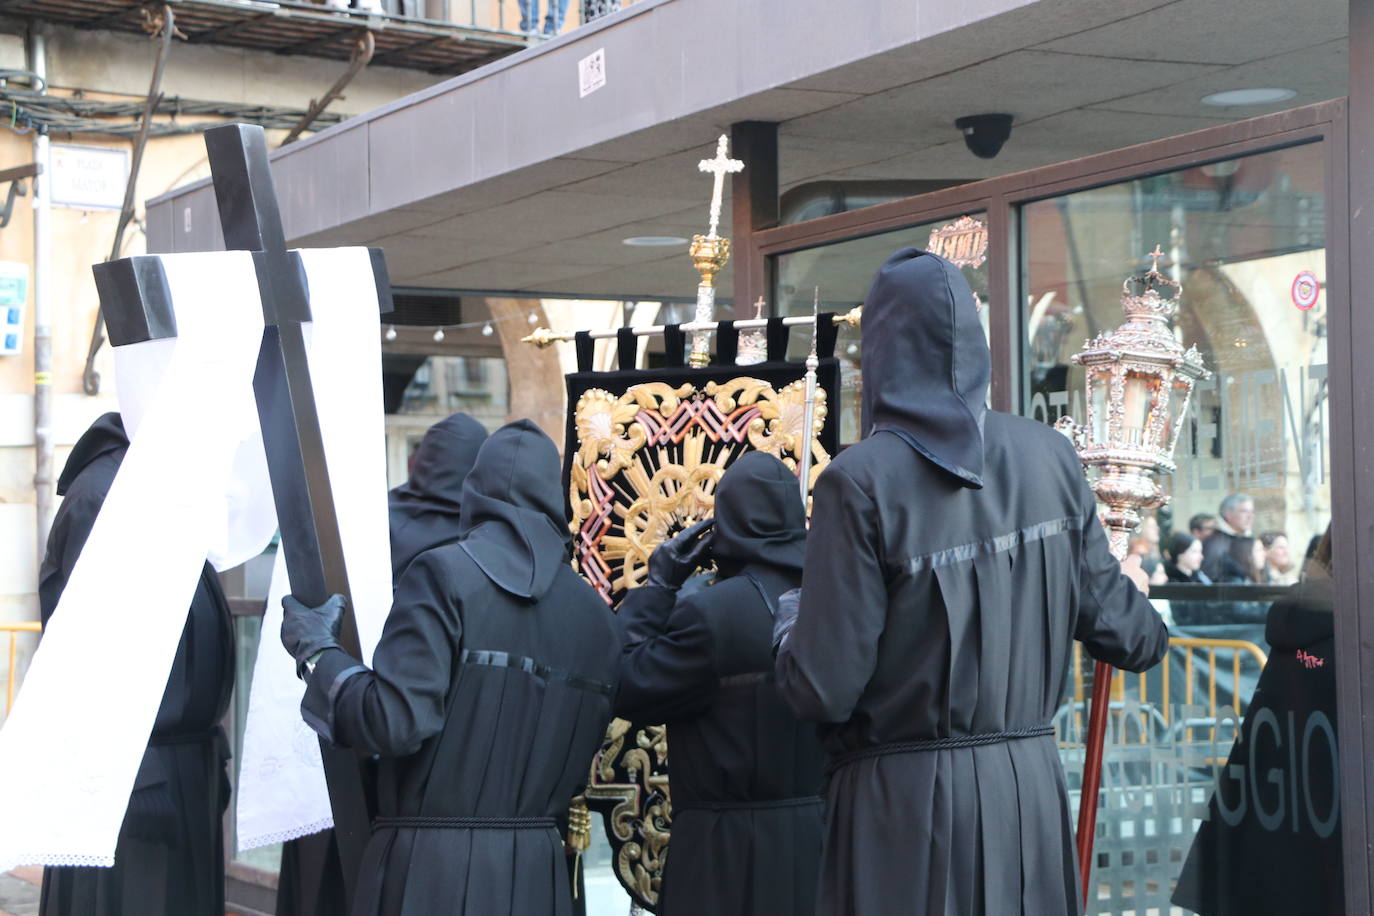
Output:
[50, 144, 129, 211]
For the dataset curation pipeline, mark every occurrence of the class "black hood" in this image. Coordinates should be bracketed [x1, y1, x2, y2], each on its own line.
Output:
[57, 412, 128, 495]
[1265, 578, 1334, 651]
[713, 451, 807, 575]
[457, 419, 570, 600]
[388, 413, 488, 579]
[391, 412, 487, 512]
[861, 248, 989, 488]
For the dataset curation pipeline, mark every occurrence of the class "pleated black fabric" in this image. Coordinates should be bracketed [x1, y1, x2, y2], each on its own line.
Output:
[38, 413, 234, 916]
[299, 422, 619, 916]
[280, 413, 487, 916]
[775, 414, 1169, 915]
[616, 453, 824, 916]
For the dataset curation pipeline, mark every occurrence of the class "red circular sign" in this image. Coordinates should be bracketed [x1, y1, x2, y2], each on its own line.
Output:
[1292, 270, 1320, 311]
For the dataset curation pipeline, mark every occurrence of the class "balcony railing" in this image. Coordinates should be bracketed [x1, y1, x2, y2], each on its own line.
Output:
[7, 0, 642, 73]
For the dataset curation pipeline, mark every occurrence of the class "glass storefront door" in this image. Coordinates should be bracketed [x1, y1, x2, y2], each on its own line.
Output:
[1020, 140, 1337, 915]
[762, 103, 1346, 915]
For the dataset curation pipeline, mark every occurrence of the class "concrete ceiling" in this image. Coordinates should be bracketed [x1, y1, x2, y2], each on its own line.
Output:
[147, 0, 1348, 302]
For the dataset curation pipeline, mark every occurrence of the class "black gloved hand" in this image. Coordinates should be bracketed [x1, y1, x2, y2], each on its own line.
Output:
[281, 593, 347, 680]
[646, 518, 715, 590]
[772, 588, 801, 657]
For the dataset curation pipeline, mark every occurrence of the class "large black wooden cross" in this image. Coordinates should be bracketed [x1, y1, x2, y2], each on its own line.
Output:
[92, 123, 385, 898]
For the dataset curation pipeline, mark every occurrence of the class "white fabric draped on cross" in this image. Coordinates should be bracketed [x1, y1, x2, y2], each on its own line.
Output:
[236, 248, 391, 851]
[0, 247, 392, 870]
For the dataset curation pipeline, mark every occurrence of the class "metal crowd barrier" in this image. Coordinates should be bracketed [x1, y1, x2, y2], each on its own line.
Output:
[1062, 636, 1269, 915]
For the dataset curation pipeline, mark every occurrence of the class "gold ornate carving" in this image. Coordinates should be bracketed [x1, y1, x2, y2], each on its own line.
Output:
[570, 377, 828, 601]
[570, 374, 830, 909]
[927, 214, 988, 269]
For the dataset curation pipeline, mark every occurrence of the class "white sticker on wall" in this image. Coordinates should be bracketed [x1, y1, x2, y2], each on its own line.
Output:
[579, 48, 606, 98]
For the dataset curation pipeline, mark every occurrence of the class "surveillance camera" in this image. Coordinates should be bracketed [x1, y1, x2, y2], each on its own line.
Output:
[956, 114, 1014, 160]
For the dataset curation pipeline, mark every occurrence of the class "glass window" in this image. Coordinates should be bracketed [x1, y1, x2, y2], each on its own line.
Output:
[776, 214, 989, 442]
[1021, 141, 1338, 914]
[387, 355, 511, 486]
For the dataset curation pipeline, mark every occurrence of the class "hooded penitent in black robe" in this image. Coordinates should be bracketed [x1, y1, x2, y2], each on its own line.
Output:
[615, 452, 826, 916]
[277, 412, 488, 916]
[296, 419, 619, 916]
[37, 413, 233, 916]
[388, 412, 489, 578]
[774, 249, 1169, 916]
[1171, 577, 1340, 915]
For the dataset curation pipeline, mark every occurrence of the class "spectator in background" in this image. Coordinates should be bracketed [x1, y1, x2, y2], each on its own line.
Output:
[1202, 494, 1254, 580]
[1260, 530, 1296, 585]
[1189, 513, 1218, 541]
[1130, 516, 1168, 585]
[1164, 532, 1212, 585]
[1216, 535, 1266, 585]
[518, 0, 571, 35]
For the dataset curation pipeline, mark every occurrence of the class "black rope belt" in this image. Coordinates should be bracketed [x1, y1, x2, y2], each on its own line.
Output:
[825, 724, 1055, 779]
[673, 795, 823, 813]
[373, 816, 557, 831]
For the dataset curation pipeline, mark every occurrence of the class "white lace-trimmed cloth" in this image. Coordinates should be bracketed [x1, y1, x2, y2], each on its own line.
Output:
[235, 248, 392, 851]
[0, 247, 392, 869]
[0, 251, 268, 869]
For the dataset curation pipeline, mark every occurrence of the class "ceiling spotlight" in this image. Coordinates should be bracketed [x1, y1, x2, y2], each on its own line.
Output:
[482, 321, 494, 337]
[384, 325, 397, 341]
[1200, 88, 1296, 107]
[623, 235, 689, 247]
[433, 327, 445, 342]
[528, 312, 539, 324]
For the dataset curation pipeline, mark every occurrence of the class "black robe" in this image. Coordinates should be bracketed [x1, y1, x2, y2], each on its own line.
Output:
[1171, 579, 1340, 915]
[278, 412, 487, 916]
[775, 249, 1168, 915]
[615, 452, 826, 916]
[37, 413, 234, 916]
[296, 420, 619, 916]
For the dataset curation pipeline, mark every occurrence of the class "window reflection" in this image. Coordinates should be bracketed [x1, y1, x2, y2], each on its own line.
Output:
[777, 213, 989, 442]
[387, 355, 511, 486]
[1022, 141, 1337, 914]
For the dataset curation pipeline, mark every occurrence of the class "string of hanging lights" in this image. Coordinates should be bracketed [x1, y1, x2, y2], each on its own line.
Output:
[383, 310, 538, 344]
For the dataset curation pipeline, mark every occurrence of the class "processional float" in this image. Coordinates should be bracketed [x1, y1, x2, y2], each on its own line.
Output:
[1055, 246, 1209, 905]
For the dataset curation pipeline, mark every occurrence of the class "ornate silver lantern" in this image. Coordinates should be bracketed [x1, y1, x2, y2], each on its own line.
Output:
[1055, 245, 1210, 902]
[1056, 245, 1210, 559]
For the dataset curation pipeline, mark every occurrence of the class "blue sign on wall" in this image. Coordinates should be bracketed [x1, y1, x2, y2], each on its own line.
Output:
[0, 262, 29, 356]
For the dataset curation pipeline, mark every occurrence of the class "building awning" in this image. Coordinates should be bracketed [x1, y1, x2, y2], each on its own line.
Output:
[146, 0, 1347, 301]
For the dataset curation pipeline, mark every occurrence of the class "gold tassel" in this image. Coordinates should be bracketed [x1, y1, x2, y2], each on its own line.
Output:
[567, 796, 592, 899]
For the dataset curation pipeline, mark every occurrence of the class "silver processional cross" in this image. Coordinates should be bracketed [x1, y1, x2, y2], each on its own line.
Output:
[686, 135, 744, 366]
[698, 134, 743, 240]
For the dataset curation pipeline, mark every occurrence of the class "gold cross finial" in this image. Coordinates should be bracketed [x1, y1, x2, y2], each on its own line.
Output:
[698, 134, 744, 240]
[1147, 244, 1165, 272]
[753, 296, 765, 319]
